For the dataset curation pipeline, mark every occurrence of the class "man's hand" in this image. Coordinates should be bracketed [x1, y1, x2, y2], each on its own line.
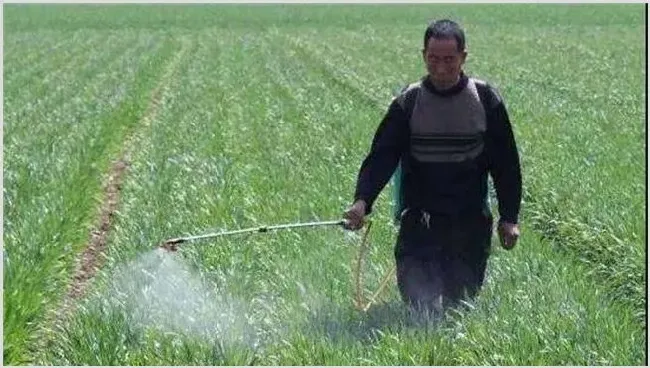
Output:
[497, 221, 520, 250]
[343, 200, 367, 231]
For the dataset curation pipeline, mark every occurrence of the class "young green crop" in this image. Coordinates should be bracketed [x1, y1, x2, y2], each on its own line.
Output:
[4, 3, 645, 366]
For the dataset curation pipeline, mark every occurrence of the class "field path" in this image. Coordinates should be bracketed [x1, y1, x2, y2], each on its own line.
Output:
[56, 36, 192, 319]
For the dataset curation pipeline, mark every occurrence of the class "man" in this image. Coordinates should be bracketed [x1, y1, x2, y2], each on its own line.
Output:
[343, 19, 522, 313]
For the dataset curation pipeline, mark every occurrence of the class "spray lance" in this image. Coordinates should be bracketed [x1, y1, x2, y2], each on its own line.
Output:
[159, 219, 346, 251]
[158, 218, 395, 312]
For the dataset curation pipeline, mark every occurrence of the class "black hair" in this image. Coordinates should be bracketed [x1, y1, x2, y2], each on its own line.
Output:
[423, 19, 466, 52]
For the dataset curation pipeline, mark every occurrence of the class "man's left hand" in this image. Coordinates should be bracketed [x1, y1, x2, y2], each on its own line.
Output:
[497, 221, 520, 250]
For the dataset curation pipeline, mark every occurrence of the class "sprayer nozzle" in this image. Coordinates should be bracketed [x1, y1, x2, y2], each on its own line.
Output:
[160, 238, 184, 252]
[160, 242, 178, 252]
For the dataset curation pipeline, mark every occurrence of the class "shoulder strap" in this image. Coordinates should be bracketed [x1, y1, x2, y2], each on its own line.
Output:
[403, 85, 419, 121]
[390, 82, 419, 225]
[472, 77, 501, 112]
[395, 82, 421, 121]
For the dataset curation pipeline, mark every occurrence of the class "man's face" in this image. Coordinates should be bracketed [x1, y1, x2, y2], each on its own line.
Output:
[423, 37, 467, 89]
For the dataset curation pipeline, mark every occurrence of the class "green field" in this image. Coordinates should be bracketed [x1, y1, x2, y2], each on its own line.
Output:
[3, 4, 647, 365]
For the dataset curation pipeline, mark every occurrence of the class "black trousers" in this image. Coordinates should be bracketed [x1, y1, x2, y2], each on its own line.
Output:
[394, 208, 493, 312]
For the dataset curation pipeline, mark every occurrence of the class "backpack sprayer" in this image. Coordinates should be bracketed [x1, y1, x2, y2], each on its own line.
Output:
[158, 218, 395, 312]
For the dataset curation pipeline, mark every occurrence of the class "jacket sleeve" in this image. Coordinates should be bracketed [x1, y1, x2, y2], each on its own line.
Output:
[353, 98, 410, 215]
[484, 85, 522, 224]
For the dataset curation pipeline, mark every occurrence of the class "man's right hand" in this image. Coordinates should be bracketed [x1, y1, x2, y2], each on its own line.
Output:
[343, 200, 367, 231]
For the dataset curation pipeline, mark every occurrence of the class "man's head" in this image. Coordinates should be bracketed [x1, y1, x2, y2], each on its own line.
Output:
[422, 19, 467, 90]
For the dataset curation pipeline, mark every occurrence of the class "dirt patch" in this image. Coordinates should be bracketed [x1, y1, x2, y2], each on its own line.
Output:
[52, 37, 192, 320]
[65, 159, 128, 301]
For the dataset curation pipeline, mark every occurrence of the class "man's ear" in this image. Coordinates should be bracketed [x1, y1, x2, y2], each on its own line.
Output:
[460, 50, 468, 64]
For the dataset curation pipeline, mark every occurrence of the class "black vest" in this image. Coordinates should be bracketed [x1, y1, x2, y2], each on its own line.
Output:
[391, 76, 496, 223]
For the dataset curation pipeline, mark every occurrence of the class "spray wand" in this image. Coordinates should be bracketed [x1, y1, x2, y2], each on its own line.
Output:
[158, 219, 395, 312]
[159, 219, 347, 251]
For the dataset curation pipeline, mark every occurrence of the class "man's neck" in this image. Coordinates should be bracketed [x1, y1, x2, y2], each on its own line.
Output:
[422, 72, 468, 97]
[429, 74, 461, 91]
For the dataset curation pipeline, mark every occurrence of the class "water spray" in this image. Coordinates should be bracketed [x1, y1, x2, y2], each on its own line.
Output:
[158, 219, 395, 312]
